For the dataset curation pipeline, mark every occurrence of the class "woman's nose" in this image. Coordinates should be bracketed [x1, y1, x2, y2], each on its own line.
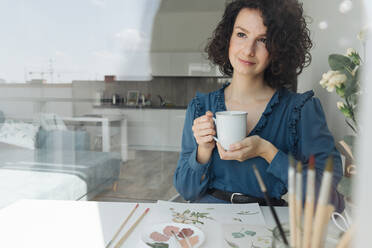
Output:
[242, 40, 256, 57]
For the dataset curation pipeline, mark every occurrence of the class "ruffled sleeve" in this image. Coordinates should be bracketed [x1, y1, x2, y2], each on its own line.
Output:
[173, 97, 213, 201]
[268, 91, 344, 212]
[288, 91, 314, 157]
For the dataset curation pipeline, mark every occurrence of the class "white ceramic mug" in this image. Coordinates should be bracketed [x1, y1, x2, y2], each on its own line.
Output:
[213, 111, 247, 150]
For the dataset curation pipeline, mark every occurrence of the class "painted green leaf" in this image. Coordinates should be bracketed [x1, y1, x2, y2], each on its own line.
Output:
[232, 232, 245, 238]
[225, 239, 240, 248]
[145, 242, 169, 248]
[244, 230, 257, 236]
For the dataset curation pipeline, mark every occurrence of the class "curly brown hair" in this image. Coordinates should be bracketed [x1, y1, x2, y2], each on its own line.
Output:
[205, 0, 312, 90]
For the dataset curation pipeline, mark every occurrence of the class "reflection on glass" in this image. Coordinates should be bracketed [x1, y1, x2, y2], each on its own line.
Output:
[318, 21, 329, 30]
[0, 0, 160, 84]
[0, 0, 163, 210]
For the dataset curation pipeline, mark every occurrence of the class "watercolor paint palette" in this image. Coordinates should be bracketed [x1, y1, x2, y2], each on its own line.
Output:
[142, 222, 205, 248]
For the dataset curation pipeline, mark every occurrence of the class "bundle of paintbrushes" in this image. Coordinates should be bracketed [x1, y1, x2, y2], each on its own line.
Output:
[288, 155, 352, 248]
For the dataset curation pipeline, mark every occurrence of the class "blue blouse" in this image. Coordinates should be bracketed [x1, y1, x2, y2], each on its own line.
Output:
[174, 83, 344, 212]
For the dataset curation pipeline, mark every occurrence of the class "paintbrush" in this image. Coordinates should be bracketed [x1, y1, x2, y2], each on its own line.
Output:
[106, 203, 139, 248]
[288, 155, 297, 247]
[180, 230, 193, 247]
[252, 164, 288, 246]
[302, 155, 316, 248]
[311, 157, 333, 248]
[171, 230, 184, 248]
[114, 208, 150, 248]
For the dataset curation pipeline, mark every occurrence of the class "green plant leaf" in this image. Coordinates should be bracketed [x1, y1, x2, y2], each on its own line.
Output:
[348, 94, 358, 107]
[349, 52, 361, 66]
[328, 54, 355, 71]
[336, 84, 346, 98]
[344, 76, 359, 99]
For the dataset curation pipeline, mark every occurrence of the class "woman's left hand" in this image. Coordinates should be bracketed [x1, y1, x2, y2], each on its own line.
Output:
[216, 135, 278, 163]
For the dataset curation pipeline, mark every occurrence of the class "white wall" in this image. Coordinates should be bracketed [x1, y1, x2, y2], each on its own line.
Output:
[151, 11, 223, 52]
[299, 0, 365, 142]
[0, 84, 73, 120]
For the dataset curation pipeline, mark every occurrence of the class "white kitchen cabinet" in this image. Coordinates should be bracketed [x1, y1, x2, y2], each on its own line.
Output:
[167, 110, 186, 148]
[92, 108, 186, 151]
[151, 52, 222, 77]
[150, 53, 172, 76]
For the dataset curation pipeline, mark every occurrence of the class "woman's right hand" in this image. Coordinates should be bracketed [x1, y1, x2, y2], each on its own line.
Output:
[192, 111, 216, 151]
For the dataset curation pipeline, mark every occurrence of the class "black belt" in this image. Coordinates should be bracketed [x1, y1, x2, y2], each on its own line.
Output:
[207, 188, 287, 206]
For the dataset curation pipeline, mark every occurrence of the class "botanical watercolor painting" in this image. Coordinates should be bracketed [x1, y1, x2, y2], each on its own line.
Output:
[170, 208, 214, 224]
[156, 201, 265, 226]
[166, 204, 261, 225]
[223, 224, 272, 248]
[140, 201, 267, 248]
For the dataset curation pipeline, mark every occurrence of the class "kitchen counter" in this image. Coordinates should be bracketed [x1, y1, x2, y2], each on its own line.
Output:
[92, 106, 186, 152]
[93, 105, 187, 110]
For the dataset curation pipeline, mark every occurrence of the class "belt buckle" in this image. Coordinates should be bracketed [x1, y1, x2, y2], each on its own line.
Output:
[230, 192, 243, 203]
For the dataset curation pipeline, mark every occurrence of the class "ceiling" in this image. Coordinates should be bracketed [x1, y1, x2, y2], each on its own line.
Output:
[158, 0, 227, 12]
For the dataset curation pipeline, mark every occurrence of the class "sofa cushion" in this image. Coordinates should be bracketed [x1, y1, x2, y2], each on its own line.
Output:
[0, 120, 40, 150]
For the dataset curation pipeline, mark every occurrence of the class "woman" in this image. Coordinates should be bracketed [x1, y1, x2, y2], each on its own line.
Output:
[174, 0, 344, 212]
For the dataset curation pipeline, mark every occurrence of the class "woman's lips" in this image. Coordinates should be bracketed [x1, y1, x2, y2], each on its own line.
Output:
[238, 58, 256, 65]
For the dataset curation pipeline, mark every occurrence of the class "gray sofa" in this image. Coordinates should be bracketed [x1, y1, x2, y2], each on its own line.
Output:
[0, 128, 121, 209]
[36, 129, 91, 151]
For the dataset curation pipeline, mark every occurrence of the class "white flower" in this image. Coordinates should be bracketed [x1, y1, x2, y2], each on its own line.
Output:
[319, 78, 328, 88]
[328, 73, 347, 87]
[320, 71, 347, 91]
[346, 48, 356, 57]
[337, 101, 345, 110]
[320, 70, 337, 88]
[326, 84, 335, 92]
[322, 70, 339, 81]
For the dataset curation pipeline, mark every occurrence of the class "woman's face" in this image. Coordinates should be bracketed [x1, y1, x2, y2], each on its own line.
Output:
[228, 8, 270, 78]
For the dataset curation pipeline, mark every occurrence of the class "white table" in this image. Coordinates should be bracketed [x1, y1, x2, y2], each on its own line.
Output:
[62, 115, 128, 161]
[0, 200, 343, 248]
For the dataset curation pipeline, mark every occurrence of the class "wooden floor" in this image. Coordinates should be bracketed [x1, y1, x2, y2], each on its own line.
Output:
[92, 150, 180, 203]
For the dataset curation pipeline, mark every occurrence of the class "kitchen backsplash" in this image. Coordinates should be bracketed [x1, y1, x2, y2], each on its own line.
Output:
[73, 77, 229, 107]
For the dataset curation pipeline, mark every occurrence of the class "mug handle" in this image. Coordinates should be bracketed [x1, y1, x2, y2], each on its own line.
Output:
[212, 117, 219, 143]
[331, 211, 351, 232]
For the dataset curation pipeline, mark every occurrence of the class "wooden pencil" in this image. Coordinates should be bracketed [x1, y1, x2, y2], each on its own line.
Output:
[252, 165, 288, 245]
[302, 155, 316, 248]
[288, 155, 297, 247]
[114, 208, 150, 248]
[296, 161, 303, 248]
[180, 230, 193, 248]
[311, 157, 333, 248]
[106, 203, 139, 248]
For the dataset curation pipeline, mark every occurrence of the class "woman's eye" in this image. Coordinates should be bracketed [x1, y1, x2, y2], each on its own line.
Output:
[257, 37, 267, 44]
[237, 32, 246, 38]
